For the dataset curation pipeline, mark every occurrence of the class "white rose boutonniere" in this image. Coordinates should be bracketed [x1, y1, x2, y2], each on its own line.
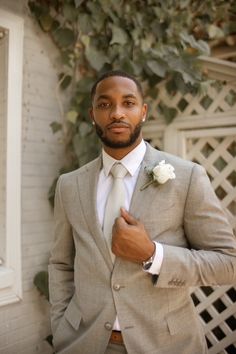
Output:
[140, 160, 176, 191]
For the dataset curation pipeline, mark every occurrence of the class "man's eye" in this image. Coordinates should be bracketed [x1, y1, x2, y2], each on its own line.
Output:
[97, 102, 110, 109]
[125, 101, 135, 107]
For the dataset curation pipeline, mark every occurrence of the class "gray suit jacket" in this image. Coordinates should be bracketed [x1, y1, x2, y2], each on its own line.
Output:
[49, 143, 236, 354]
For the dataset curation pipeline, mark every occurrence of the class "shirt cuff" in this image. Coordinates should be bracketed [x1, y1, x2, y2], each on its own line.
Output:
[147, 242, 163, 275]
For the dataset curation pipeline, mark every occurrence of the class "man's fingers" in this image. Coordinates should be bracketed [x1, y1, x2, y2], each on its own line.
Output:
[120, 208, 138, 225]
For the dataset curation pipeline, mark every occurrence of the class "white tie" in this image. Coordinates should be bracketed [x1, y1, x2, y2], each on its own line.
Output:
[103, 163, 128, 262]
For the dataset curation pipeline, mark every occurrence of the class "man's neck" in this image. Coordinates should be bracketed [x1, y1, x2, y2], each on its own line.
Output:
[103, 137, 143, 160]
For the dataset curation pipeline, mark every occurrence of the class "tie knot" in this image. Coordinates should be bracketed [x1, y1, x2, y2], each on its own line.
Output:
[110, 163, 127, 179]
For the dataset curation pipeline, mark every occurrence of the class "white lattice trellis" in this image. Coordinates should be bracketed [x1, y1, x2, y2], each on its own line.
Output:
[147, 80, 236, 122]
[184, 129, 236, 354]
[185, 130, 236, 234]
[192, 286, 236, 354]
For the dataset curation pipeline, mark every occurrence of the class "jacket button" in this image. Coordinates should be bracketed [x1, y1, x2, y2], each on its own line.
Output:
[104, 322, 112, 330]
[113, 284, 121, 291]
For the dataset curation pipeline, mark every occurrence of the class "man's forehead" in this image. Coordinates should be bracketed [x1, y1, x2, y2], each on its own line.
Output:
[95, 76, 140, 98]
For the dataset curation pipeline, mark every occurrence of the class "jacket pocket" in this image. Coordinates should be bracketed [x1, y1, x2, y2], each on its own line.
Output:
[166, 303, 196, 335]
[53, 298, 83, 351]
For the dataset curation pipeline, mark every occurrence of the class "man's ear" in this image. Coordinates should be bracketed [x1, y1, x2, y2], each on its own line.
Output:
[89, 107, 95, 123]
[142, 103, 148, 121]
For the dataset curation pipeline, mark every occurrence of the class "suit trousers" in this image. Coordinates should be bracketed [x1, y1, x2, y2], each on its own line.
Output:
[105, 343, 128, 354]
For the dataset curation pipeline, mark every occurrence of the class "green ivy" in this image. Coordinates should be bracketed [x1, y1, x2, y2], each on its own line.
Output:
[28, 0, 236, 205]
[33, 271, 49, 301]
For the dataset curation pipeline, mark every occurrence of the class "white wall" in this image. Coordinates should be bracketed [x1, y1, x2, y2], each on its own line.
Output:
[0, 0, 64, 353]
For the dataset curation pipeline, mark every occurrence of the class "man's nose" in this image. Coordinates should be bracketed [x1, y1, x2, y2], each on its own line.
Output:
[110, 105, 125, 120]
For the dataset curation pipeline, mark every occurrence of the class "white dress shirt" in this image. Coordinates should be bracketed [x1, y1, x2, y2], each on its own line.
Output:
[96, 140, 163, 330]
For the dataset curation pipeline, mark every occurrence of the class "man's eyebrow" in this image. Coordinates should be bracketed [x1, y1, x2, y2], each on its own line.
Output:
[96, 93, 138, 101]
[123, 94, 137, 99]
[96, 94, 110, 101]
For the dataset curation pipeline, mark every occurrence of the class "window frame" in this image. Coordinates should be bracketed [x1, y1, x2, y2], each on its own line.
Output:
[0, 9, 23, 306]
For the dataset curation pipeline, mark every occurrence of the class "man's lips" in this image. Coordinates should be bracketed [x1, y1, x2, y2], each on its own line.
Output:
[107, 122, 130, 133]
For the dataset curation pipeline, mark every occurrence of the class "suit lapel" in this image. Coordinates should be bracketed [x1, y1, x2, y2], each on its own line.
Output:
[129, 143, 164, 223]
[77, 156, 113, 271]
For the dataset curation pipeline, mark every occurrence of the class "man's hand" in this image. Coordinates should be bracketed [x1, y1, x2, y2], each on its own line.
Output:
[111, 208, 155, 263]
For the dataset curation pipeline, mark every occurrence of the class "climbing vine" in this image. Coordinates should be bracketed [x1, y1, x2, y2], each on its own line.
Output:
[28, 0, 236, 204]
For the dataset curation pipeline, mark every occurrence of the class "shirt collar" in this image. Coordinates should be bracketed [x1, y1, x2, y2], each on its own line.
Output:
[102, 140, 146, 177]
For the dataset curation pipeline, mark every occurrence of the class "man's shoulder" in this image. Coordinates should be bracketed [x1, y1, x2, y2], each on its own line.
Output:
[145, 143, 205, 183]
[146, 143, 196, 170]
[59, 155, 101, 182]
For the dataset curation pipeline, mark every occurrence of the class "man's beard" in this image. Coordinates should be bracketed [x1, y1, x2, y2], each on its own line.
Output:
[94, 121, 142, 149]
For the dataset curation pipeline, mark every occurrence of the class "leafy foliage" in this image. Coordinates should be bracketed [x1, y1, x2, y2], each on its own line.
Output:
[28, 0, 236, 204]
[33, 271, 49, 301]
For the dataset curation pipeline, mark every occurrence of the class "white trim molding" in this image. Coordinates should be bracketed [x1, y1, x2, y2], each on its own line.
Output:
[200, 56, 236, 83]
[0, 9, 23, 306]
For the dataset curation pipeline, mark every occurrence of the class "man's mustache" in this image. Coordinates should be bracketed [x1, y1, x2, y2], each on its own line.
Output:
[106, 121, 131, 129]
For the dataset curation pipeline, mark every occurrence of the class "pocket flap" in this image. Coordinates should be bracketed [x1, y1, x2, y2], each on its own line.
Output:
[64, 299, 82, 330]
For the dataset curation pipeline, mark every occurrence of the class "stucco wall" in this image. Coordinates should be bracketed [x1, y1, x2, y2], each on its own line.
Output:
[0, 1, 63, 353]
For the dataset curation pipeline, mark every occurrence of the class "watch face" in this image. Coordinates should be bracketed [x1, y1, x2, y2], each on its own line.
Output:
[143, 261, 152, 271]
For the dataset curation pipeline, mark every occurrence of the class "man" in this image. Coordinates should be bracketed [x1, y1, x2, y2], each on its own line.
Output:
[49, 70, 236, 354]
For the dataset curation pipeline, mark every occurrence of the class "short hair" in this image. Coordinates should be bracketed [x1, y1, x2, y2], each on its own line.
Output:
[90, 70, 144, 101]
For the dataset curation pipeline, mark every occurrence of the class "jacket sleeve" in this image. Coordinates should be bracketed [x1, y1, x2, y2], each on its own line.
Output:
[48, 175, 75, 334]
[155, 163, 236, 288]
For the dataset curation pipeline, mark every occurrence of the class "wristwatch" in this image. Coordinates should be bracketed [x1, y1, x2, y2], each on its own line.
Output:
[142, 244, 156, 271]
